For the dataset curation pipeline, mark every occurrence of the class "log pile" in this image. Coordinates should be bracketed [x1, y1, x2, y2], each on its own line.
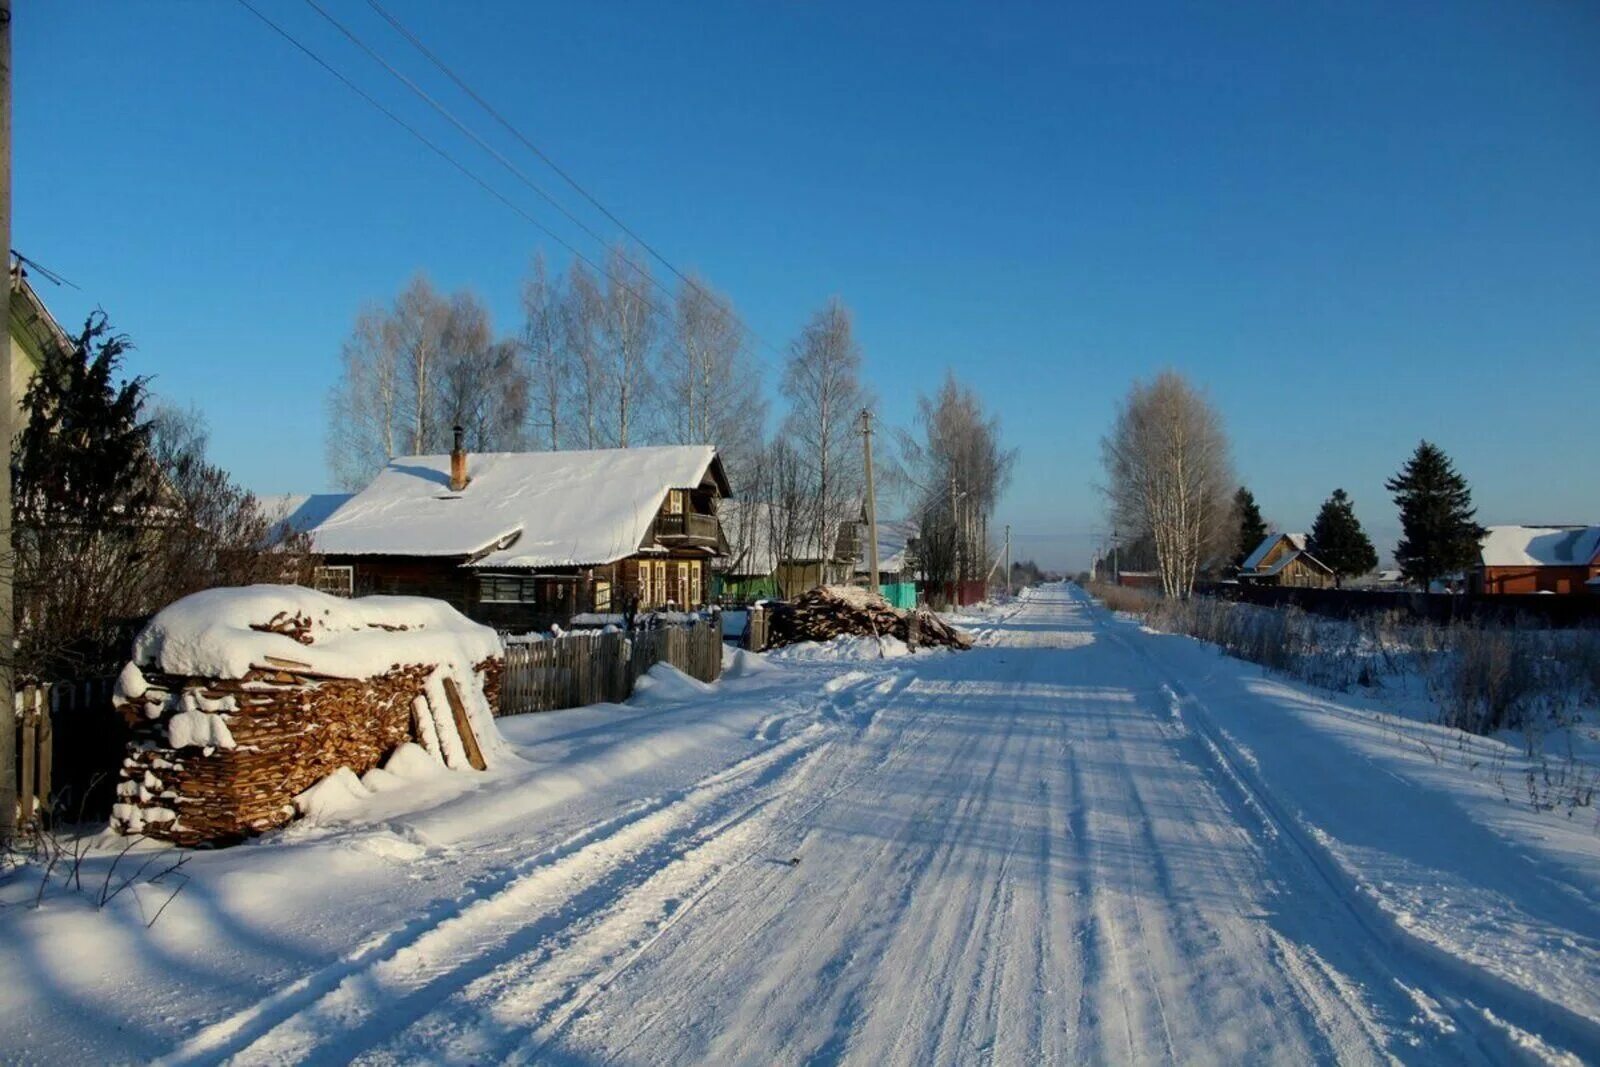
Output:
[108, 585, 506, 847]
[765, 586, 973, 651]
[113, 662, 445, 846]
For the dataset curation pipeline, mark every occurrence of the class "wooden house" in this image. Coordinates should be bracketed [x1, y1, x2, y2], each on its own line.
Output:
[1473, 525, 1600, 595]
[1238, 533, 1335, 588]
[311, 436, 731, 632]
[713, 500, 863, 603]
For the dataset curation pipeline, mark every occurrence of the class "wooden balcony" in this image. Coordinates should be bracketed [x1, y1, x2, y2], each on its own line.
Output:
[654, 511, 721, 545]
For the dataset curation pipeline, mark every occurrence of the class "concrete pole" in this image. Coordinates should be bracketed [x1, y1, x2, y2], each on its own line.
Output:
[860, 409, 880, 597]
[0, 0, 15, 842]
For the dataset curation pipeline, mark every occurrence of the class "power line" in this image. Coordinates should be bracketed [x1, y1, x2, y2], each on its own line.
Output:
[233, 0, 762, 386]
[359, 0, 788, 365]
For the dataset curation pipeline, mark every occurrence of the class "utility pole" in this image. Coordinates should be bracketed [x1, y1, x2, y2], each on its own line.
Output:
[1111, 528, 1120, 585]
[0, 0, 15, 843]
[859, 408, 880, 596]
[1004, 524, 1011, 597]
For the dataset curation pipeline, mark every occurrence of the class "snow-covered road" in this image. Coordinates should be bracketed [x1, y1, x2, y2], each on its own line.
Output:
[5, 584, 1598, 1064]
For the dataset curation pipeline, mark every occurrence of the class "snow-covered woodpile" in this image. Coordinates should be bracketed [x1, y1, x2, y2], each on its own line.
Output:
[110, 586, 506, 846]
[766, 586, 973, 651]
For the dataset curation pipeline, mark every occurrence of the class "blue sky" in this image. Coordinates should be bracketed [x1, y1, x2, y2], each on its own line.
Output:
[15, 2, 1600, 569]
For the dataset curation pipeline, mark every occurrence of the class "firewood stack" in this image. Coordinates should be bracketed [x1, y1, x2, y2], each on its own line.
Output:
[108, 586, 506, 847]
[765, 586, 973, 651]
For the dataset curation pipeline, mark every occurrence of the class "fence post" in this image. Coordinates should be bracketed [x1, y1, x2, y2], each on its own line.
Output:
[18, 688, 34, 826]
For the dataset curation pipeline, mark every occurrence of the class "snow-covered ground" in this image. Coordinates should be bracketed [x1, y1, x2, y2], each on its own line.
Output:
[2, 584, 1598, 1063]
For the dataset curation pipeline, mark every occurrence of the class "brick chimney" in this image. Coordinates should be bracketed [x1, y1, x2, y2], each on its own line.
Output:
[450, 425, 469, 491]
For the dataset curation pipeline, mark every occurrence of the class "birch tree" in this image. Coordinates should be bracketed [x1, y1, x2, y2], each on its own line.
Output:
[664, 274, 767, 484]
[522, 253, 566, 450]
[1099, 370, 1235, 598]
[600, 243, 656, 448]
[564, 259, 607, 450]
[782, 298, 870, 561]
[326, 305, 401, 491]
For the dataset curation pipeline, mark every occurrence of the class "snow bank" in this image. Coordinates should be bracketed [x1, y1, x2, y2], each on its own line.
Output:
[629, 663, 714, 705]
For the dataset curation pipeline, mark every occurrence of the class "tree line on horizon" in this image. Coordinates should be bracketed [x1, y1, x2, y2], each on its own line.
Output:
[1101, 370, 1485, 596]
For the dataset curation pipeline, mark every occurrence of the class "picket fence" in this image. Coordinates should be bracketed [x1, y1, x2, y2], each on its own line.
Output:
[500, 620, 723, 716]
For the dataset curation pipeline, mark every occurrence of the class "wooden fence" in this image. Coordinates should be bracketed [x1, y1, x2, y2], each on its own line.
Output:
[500, 620, 723, 716]
[1201, 583, 1600, 628]
[12, 677, 124, 828]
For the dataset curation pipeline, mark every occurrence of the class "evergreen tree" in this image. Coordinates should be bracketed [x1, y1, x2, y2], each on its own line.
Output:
[1231, 486, 1268, 568]
[1307, 488, 1378, 587]
[1384, 441, 1484, 591]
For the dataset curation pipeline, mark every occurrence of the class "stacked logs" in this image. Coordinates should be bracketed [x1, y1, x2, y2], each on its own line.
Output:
[765, 586, 973, 651]
[112, 657, 500, 847]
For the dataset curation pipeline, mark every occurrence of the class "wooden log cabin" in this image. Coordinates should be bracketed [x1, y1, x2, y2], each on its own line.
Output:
[1237, 532, 1335, 588]
[311, 434, 731, 633]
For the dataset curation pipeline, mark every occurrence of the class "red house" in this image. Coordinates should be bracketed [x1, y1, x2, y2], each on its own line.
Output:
[1473, 526, 1600, 595]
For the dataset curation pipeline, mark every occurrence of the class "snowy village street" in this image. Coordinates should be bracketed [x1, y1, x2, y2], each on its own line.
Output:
[1, 584, 1596, 1065]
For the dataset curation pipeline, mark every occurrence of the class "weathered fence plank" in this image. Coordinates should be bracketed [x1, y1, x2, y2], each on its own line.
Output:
[499, 621, 723, 716]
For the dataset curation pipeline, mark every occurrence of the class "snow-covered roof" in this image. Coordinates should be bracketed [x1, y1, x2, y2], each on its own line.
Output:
[259, 493, 353, 537]
[1479, 525, 1600, 569]
[1240, 532, 1328, 577]
[312, 446, 727, 568]
[854, 519, 918, 576]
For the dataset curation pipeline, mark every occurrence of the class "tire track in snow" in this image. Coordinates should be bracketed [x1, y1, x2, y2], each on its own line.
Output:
[1084, 588, 1600, 1064]
[164, 723, 831, 1067]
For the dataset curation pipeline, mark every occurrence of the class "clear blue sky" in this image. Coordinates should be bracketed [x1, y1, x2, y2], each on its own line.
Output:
[15, 2, 1600, 569]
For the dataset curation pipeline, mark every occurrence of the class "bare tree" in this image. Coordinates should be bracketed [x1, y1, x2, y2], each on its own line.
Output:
[781, 298, 870, 563]
[895, 372, 1016, 595]
[435, 290, 528, 452]
[327, 275, 526, 486]
[522, 252, 566, 450]
[564, 259, 607, 450]
[1099, 370, 1234, 598]
[600, 243, 656, 447]
[326, 305, 401, 491]
[664, 274, 767, 484]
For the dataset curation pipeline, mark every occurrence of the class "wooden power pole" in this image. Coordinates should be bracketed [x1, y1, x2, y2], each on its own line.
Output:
[860, 408, 880, 596]
[0, 0, 16, 843]
[1004, 524, 1011, 597]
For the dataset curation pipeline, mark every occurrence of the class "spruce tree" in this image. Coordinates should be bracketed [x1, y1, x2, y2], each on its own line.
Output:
[1231, 486, 1268, 568]
[1307, 488, 1378, 587]
[1384, 441, 1485, 591]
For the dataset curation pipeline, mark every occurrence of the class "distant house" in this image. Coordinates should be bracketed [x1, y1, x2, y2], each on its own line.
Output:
[1238, 533, 1335, 588]
[713, 500, 863, 602]
[311, 436, 731, 631]
[854, 518, 922, 608]
[1472, 525, 1600, 595]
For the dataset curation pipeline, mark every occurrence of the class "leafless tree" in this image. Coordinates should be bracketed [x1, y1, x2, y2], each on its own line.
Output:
[1099, 370, 1235, 598]
[522, 252, 566, 450]
[325, 305, 400, 491]
[326, 274, 526, 487]
[781, 298, 871, 564]
[663, 274, 767, 485]
[434, 290, 528, 452]
[600, 243, 656, 448]
[564, 259, 608, 450]
[895, 372, 1016, 595]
